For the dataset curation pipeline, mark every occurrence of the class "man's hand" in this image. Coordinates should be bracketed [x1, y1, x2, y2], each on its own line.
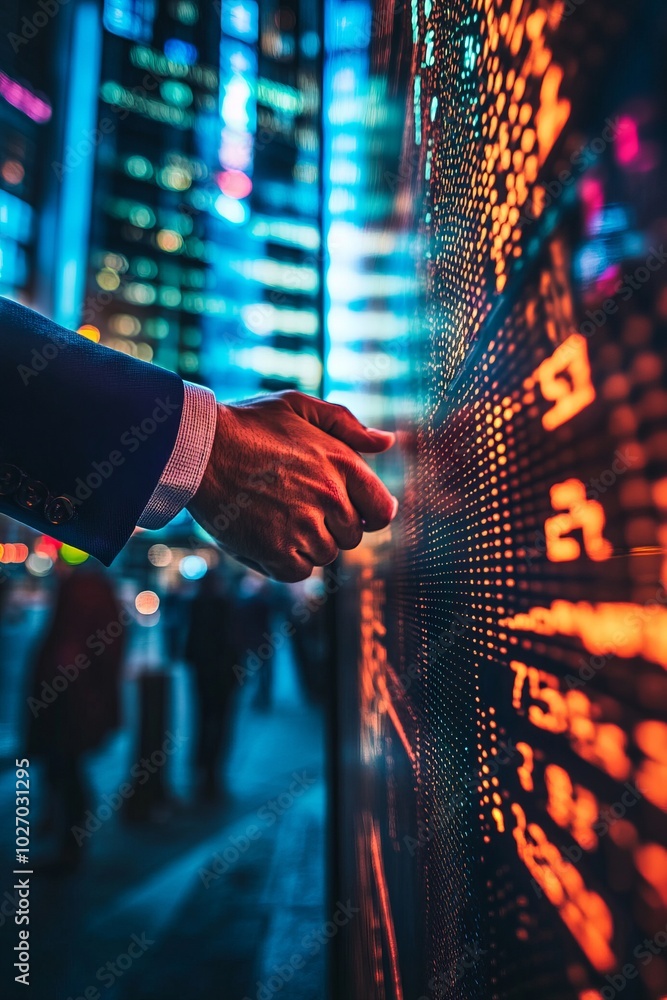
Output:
[187, 390, 398, 582]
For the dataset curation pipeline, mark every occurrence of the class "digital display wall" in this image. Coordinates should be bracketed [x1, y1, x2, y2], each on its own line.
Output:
[326, 1, 667, 997]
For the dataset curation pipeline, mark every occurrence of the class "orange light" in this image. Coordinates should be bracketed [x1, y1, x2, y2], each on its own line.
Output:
[156, 229, 183, 253]
[516, 741, 534, 791]
[508, 658, 631, 779]
[0, 543, 29, 564]
[535, 335, 596, 432]
[653, 478, 667, 587]
[634, 721, 667, 812]
[545, 764, 599, 851]
[500, 601, 667, 671]
[77, 324, 101, 343]
[634, 843, 667, 907]
[1, 159, 24, 185]
[545, 479, 613, 563]
[135, 590, 160, 615]
[511, 803, 616, 973]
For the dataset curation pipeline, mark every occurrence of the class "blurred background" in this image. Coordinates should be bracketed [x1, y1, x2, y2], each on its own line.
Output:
[0, 1, 408, 997]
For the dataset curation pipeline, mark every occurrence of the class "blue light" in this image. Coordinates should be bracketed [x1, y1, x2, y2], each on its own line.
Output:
[0, 190, 33, 243]
[104, 0, 155, 43]
[0, 241, 27, 290]
[326, 1, 370, 52]
[179, 555, 209, 581]
[214, 193, 249, 225]
[301, 31, 321, 59]
[222, 0, 259, 43]
[55, 1, 101, 329]
[164, 38, 198, 65]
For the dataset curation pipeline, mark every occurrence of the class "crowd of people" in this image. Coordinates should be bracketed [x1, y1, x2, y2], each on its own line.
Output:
[18, 559, 329, 873]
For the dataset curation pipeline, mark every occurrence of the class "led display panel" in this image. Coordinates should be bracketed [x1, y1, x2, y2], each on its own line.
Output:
[325, 1, 667, 998]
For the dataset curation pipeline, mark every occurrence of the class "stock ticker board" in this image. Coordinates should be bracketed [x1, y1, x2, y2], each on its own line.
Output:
[329, 0, 667, 998]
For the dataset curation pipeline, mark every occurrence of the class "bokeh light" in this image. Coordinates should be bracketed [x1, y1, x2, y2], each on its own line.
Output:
[135, 590, 160, 615]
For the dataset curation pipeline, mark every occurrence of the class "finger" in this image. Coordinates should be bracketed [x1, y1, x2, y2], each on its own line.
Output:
[267, 552, 315, 584]
[283, 391, 395, 453]
[344, 459, 399, 532]
[303, 537, 338, 568]
[324, 504, 364, 551]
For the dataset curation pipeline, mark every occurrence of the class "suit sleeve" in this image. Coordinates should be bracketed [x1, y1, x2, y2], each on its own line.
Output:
[0, 297, 185, 565]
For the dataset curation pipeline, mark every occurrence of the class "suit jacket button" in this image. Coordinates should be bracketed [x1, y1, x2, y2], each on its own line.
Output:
[15, 478, 49, 512]
[0, 464, 23, 496]
[45, 496, 76, 525]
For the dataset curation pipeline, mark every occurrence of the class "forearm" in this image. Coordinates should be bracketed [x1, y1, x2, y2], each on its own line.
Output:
[0, 297, 186, 564]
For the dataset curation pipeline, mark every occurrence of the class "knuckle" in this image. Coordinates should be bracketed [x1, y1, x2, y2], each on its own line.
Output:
[321, 542, 339, 565]
[347, 526, 364, 549]
[275, 552, 312, 583]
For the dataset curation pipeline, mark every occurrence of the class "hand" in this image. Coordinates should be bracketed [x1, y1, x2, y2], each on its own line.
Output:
[187, 390, 398, 582]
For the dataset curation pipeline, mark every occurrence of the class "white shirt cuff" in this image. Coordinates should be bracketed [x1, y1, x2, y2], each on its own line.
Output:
[136, 381, 217, 530]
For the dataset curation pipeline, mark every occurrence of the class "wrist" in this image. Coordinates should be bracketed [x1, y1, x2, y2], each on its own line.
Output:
[189, 402, 233, 509]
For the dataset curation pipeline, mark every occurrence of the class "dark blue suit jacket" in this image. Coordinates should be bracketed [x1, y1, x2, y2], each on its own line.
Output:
[0, 297, 185, 564]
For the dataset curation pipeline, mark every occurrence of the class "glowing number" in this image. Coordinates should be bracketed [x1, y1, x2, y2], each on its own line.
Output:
[510, 802, 616, 972]
[516, 741, 534, 792]
[634, 721, 667, 813]
[527, 669, 568, 733]
[567, 691, 631, 781]
[510, 659, 529, 709]
[510, 660, 568, 732]
[509, 664, 629, 779]
[535, 333, 595, 431]
[545, 479, 613, 563]
[545, 763, 598, 851]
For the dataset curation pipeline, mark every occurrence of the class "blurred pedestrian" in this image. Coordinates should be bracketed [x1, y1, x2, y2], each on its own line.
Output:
[185, 569, 240, 801]
[27, 569, 125, 872]
[237, 572, 274, 711]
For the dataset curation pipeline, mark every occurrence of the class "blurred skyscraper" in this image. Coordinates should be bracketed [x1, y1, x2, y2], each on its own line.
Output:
[0, 4, 58, 304]
[0, 0, 324, 399]
[219, 0, 324, 398]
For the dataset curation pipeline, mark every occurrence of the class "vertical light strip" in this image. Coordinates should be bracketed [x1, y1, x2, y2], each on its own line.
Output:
[54, 1, 102, 329]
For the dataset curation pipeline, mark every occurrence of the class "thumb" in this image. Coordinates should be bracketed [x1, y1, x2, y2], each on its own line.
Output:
[284, 392, 396, 453]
